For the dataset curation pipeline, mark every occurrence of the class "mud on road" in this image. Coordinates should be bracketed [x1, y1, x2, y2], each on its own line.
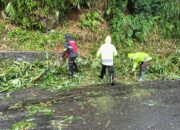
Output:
[0, 80, 180, 130]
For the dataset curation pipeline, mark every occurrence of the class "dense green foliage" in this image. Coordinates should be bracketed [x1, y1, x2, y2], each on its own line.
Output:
[111, 11, 155, 46]
[133, 0, 180, 38]
[1, 0, 179, 39]
[0, 0, 95, 30]
[106, 0, 180, 42]
[78, 11, 103, 31]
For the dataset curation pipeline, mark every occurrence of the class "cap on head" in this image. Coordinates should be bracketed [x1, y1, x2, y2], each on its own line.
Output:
[65, 34, 72, 40]
[105, 35, 111, 44]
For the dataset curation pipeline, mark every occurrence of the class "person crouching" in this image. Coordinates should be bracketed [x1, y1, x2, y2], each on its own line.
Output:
[128, 52, 152, 81]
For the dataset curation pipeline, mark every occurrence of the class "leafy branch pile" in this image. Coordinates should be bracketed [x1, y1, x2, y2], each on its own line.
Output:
[12, 120, 35, 130]
[149, 52, 180, 80]
[0, 60, 65, 92]
[1, 50, 179, 92]
[0, 57, 102, 92]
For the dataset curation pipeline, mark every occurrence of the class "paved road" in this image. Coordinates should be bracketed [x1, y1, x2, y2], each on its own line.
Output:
[0, 80, 180, 130]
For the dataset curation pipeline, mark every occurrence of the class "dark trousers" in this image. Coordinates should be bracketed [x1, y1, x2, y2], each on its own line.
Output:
[140, 61, 149, 72]
[68, 57, 78, 76]
[139, 61, 149, 77]
[100, 64, 114, 82]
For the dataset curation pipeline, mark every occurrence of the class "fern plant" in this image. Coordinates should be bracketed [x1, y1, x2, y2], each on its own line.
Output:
[78, 11, 103, 31]
[5, 2, 16, 20]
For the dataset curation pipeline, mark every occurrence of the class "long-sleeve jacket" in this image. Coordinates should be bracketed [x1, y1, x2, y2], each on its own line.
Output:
[97, 36, 117, 66]
[62, 35, 77, 58]
[128, 52, 152, 71]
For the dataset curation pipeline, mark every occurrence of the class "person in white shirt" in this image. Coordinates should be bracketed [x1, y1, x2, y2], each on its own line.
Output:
[97, 35, 118, 85]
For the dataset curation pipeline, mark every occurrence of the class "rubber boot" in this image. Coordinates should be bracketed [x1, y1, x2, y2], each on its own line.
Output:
[73, 64, 78, 72]
[99, 71, 105, 79]
[99, 74, 103, 79]
[68, 72, 73, 79]
[68, 63, 74, 79]
[110, 75, 115, 86]
[139, 71, 145, 81]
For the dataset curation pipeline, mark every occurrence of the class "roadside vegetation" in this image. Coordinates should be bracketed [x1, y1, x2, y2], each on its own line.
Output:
[0, 0, 180, 93]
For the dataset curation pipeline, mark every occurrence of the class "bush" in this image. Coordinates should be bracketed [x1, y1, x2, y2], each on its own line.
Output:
[111, 10, 155, 46]
[1, 0, 95, 30]
[106, 0, 180, 39]
[78, 11, 103, 31]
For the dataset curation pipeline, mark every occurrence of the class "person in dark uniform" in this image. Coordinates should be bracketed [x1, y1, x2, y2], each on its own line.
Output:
[62, 34, 78, 77]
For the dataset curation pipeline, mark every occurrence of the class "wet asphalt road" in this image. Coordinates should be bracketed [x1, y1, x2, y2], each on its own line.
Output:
[0, 80, 180, 130]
